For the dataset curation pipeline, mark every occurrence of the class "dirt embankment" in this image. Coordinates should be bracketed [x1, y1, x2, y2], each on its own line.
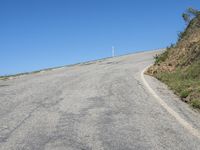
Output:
[147, 9, 200, 109]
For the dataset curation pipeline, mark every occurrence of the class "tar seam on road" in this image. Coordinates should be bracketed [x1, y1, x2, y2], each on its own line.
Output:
[141, 65, 200, 139]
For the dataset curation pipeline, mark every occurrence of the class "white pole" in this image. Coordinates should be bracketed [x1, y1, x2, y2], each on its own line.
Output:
[112, 46, 115, 57]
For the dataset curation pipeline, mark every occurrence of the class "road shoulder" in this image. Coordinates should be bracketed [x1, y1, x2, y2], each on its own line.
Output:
[142, 69, 200, 139]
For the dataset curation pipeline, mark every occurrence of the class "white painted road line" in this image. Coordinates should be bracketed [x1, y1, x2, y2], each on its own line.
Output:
[141, 65, 200, 139]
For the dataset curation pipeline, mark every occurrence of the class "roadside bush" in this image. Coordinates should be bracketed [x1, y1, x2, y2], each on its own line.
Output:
[180, 90, 190, 98]
[190, 100, 200, 109]
[154, 50, 169, 64]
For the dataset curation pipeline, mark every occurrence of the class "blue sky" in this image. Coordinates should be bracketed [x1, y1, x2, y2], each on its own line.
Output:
[0, 0, 200, 75]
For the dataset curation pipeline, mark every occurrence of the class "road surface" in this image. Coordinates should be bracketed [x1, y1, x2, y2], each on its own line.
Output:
[1, 51, 200, 150]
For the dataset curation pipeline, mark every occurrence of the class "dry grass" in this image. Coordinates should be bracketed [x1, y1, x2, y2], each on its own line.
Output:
[147, 12, 200, 109]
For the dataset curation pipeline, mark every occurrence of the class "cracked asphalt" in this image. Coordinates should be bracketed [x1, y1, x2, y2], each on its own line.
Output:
[1, 50, 200, 150]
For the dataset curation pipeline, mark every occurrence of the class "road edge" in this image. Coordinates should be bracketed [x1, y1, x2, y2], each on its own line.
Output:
[141, 65, 200, 139]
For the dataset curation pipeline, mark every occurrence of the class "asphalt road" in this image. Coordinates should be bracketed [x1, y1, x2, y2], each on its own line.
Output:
[1, 50, 200, 150]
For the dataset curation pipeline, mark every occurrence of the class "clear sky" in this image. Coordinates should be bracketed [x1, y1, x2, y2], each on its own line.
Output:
[0, 0, 200, 75]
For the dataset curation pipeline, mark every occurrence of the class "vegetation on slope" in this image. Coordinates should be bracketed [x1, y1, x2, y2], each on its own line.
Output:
[147, 8, 200, 109]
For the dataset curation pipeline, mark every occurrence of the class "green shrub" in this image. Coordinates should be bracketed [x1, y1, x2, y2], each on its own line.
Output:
[178, 31, 186, 41]
[180, 90, 190, 98]
[154, 50, 169, 64]
[190, 100, 200, 109]
[184, 61, 200, 79]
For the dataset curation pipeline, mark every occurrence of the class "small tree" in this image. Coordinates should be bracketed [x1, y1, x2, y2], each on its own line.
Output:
[187, 7, 199, 17]
[182, 7, 200, 24]
[182, 13, 190, 24]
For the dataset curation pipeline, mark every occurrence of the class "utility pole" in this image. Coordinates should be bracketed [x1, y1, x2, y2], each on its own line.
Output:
[112, 46, 115, 57]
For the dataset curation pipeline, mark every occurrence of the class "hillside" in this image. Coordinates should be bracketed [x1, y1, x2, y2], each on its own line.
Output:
[147, 8, 200, 109]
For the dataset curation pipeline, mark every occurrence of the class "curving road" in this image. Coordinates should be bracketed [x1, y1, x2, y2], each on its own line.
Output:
[0, 50, 200, 150]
